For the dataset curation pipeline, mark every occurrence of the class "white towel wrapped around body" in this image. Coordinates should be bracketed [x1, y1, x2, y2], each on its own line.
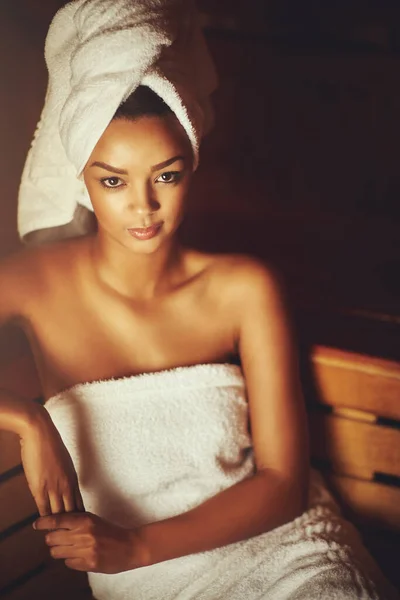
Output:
[18, 0, 217, 240]
[44, 363, 396, 600]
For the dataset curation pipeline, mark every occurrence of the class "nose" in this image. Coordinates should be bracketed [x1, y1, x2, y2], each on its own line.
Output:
[126, 182, 160, 216]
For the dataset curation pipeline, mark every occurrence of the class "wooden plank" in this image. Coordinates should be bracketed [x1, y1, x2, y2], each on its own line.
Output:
[0, 352, 41, 400]
[325, 473, 400, 532]
[311, 345, 400, 420]
[5, 562, 93, 600]
[0, 430, 21, 474]
[0, 473, 36, 532]
[309, 412, 400, 479]
[0, 525, 49, 589]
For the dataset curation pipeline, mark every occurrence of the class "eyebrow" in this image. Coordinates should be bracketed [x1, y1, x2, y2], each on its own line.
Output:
[90, 155, 185, 174]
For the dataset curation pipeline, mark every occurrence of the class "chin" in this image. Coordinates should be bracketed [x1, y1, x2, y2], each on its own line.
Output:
[131, 244, 162, 255]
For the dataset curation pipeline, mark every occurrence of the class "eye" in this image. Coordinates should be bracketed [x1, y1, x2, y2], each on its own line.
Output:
[155, 171, 182, 184]
[100, 177, 124, 189]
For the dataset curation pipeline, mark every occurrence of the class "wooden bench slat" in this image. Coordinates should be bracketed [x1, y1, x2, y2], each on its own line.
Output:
[0, 526, 49, 589]
[0, 473, 36, 532]
[311, 346, 400, 420]
[309, 413, 400, 479]
[325, 473, 400, 532]
[313, 346, 400, 379]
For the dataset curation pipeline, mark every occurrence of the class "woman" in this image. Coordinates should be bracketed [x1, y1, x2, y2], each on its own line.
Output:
[3, 79, 309, 562]
[1, 0, 396, 597]
[1, 85, 396, 600]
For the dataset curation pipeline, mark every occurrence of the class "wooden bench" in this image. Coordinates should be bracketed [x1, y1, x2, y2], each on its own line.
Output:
[0, 345, 399, 598]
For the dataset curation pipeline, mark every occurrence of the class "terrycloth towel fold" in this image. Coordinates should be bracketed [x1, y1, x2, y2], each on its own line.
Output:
[18, 0, 217, 240]
[44, 364, 397, 600]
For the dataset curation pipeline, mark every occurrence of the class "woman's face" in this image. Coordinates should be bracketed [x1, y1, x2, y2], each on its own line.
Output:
[83, 114, 193, 254]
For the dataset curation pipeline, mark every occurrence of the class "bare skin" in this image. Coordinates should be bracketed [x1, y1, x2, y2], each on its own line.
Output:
[7, 237, 239, 399]
[0, 113, 309, 573]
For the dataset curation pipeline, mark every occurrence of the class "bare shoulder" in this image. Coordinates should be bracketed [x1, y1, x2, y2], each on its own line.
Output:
[186, 251, 287, 331]
[204, 253, 284, 302]
[0, 246, 43, 325]
[0, 237, 89, 325]
[0, 236, 87, 282]
[0, 245, 45, 293]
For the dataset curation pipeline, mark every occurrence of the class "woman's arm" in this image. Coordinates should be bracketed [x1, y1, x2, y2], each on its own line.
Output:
[0, 253, 84, 515]
[0, 388, 84, 516]
[0, 251, 44, 435]
[38, 257, 309, 573]
[137, 258, 309, 565]
[0, 389, 43, 436]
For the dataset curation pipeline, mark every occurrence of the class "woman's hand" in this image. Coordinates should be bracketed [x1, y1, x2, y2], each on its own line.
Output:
[34, 512, 149, 573]
[20, 406, 84, 516]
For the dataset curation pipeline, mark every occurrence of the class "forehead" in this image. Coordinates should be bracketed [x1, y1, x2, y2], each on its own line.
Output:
[94, 115, 191, 159]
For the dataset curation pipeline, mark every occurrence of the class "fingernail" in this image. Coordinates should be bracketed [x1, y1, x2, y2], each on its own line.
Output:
[32, 521, 37, 530]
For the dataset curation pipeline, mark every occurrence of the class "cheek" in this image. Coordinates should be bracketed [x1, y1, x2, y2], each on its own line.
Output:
[164, 189, 187, 221]
[165, 178, 191, 212]
[88, 190, 122, 225]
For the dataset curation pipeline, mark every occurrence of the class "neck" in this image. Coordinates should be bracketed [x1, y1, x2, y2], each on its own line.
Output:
[89, 231, 185, 300]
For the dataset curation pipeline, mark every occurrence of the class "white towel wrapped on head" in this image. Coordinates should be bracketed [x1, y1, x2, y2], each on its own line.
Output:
[18, 0, 217, 240]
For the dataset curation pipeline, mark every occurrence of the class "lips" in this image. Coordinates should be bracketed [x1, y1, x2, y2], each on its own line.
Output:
[127, 222, 163, 241]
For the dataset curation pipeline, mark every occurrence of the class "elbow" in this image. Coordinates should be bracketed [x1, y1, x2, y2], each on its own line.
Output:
[257, 468, 308, 526]
[277, 485, 307, 524]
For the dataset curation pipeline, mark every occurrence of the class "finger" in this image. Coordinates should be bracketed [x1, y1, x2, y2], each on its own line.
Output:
[62, 489, 76, 513]
[74, 487, 85, 512]
[45, 530, 73, 547]
[34, 513, 76, 531]
[48, 493, 65, 515]
[64, 486, 84, 512]
[35, 494, 52, 517]
[49, 544, 77, 560]
[65, 558, 88, 572]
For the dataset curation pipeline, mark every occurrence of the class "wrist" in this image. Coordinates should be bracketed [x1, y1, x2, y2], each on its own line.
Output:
[131, 526, 154, 568]
[19, 402, 52, 438]
[133, 520, 179, 567]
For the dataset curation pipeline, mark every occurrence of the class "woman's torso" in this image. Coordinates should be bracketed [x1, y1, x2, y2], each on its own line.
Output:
[9, 236, 243, 400]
